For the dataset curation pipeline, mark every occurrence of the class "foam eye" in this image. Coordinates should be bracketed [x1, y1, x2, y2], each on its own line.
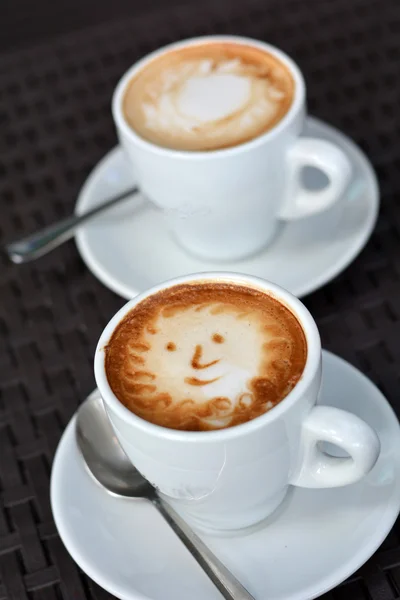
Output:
[212, 333, 224, 344]
[166, 342, 176, 351]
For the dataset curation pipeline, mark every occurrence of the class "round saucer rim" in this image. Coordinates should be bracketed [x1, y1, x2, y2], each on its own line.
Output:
[305, 351, 400, 600]
[75, 117, 379, 300]
[294, 118, 379, 297]
[50, 350, 400, 600]
[75, 146, 138, 300]
[50, 413, 151, 600]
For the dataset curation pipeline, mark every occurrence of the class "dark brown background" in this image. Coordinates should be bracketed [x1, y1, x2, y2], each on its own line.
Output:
[1, 0, 400, 598]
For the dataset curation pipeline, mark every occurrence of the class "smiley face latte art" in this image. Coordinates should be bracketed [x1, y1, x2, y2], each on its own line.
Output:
[105, 282, 307, 431]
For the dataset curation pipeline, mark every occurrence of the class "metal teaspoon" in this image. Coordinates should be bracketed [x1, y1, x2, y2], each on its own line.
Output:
[5, 187, 138, 263]
[75, 389, 256, 600]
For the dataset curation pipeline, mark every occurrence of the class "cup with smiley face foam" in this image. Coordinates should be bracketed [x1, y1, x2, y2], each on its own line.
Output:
[112, 35, 352, 261]
[95, 273, 380, 533]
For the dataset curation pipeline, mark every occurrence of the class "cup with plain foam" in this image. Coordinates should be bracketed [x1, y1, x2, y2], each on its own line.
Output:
[95, 272, 380, 533]
[112, 35, 353, 261]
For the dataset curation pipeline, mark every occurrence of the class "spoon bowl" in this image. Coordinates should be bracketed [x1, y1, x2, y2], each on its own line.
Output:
[76, 389, 152, 497]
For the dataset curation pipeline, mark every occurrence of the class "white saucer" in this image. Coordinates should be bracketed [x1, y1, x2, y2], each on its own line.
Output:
[75, 117, 379, 299]
[51, 351, 400, 600]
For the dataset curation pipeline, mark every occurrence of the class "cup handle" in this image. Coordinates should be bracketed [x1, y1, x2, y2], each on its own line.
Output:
[279, 138, 352, 220]
[290, 406, 380, 488]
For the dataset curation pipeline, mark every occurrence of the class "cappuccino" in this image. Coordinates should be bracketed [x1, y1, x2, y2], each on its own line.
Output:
[122, 42, 295, 151]
[105, 282, 306, 431]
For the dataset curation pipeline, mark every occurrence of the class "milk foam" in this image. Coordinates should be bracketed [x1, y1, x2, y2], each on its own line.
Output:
[105, 282, 307, 431]
[135, 305, 265, 407]
[120, 302, 289, 429]
[177, 72, 251, 123]
[122, 43, 295, 151]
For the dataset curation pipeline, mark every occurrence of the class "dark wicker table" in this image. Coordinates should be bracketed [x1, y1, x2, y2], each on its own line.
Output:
[1, 0, 400, 598]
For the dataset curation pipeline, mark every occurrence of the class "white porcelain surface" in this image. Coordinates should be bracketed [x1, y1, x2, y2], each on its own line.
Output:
[75, 117, 379, 299]
[51, 351, 400, 600]
[112, 36, 352, 261]
[94, 272, 380, 532]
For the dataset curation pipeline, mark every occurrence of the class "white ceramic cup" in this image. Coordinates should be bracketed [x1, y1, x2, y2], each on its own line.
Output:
[112, 36, 352, 261]
[95, 273, 380, 533]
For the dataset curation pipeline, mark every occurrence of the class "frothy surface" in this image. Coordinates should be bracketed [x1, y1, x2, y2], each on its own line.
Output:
[105, 282, 307, 431]
[122, 43, 295, 151]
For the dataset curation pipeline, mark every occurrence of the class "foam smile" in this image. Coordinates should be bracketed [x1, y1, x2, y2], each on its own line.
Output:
[185, 375, 221, 386]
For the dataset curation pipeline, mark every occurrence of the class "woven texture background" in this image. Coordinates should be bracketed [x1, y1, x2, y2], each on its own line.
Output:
[1, 0, 400, 598]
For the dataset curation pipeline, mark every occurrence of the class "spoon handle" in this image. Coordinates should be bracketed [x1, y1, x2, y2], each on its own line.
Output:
[5, 186, 138, 263]
[152, 496, 255, 600]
